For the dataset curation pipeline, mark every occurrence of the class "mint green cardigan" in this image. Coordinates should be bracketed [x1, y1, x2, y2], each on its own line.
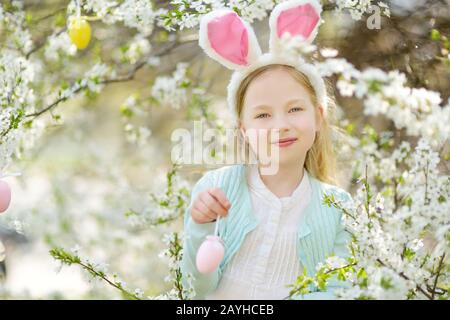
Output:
[181, 164, 353, 300]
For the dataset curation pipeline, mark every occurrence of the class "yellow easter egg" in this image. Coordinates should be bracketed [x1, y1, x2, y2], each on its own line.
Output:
[68, 17, 91, 50]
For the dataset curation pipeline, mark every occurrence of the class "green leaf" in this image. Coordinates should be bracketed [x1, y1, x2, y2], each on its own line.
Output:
[431, 29, 441, 41]
[357, 268, 367, 279]
[25, 12, 33, 25]
[403, 247, 415, 261]
[337, 269, 347, 281]
[403, 196, 413, 208]
[444, 150, 450, 161]
[120, 104, 133, 118]
[368, 80, 382, 93]
[23, 120, 33, 129]
[55, 13, 66, 27]
[380, 277, 393, 290]
[345, 123, 354, 135]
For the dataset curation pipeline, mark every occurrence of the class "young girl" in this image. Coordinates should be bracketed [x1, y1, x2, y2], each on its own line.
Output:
[181, 0, 354, 300]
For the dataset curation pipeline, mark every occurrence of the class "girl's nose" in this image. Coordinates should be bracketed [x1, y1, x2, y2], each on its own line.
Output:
[271, 114, 291, 131]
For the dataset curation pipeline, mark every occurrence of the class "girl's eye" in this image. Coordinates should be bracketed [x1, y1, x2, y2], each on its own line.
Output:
[289, 107, 303, 113]
[255, 113, 270, 119]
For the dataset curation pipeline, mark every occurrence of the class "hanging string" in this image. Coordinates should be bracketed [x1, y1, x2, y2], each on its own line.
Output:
[72, 0, 100, 21]
[214, 215, 220, 237]
[76, 0, 81, 18]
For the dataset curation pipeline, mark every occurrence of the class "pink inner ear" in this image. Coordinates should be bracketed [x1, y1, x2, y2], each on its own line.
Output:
[277, 3, 319, 41]
[207, 12, 249, 66]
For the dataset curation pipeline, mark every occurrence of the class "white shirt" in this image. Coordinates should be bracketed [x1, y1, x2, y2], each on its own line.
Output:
[205, 164, 312, 300]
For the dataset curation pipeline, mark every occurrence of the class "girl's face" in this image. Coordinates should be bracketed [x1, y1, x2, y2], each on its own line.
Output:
[239, 67, 323, 169]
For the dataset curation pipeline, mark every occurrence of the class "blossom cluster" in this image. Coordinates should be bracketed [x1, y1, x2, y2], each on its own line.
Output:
[0, 51, 36, 170]
[332, 0, 390, 20]
[316, 58, 450, 146]
[156, 232, 196, 300]
[160, 0, 276, 31]
[125, 163, 190, 228]
[150, 62, 192, 110]
[288, 138, 449, 300]
[160, 0, 390, 31]
[51, 245, 146, 300]
[67, 0, 160, 36]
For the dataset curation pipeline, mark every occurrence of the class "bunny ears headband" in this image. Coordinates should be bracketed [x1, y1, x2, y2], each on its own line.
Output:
[198, 0, 327, 121]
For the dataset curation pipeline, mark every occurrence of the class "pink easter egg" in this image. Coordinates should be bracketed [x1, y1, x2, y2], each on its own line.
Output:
[0, 180, 11, 213]
[196, 235, 225, 274]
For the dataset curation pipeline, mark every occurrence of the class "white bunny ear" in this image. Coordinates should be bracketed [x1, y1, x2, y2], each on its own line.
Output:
[199, 9, 262, 71]
[269, 0, 322, 52]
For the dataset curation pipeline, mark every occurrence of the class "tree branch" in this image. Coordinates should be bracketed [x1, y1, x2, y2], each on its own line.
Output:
[25, 39, 188, 119]
[431, 253, 446, 300]
[26, 28, 66, 59]
[376, 258, 433, 299]
[33, 7, 66, 24]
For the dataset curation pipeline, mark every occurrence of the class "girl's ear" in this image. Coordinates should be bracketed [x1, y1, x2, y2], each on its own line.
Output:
[199, 9, 262, 71]
[315, 104, 324, 132]
[269, 0, 322, 53]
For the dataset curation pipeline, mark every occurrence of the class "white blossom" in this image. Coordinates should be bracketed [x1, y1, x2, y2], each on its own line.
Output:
[317, 57, 450, 146]
[45, 33, 77, 61]
[151, 62, 191, 109]
[332, 0, 390, 21]
[159, 0, 276, 31]
[120, 34, 152, 64]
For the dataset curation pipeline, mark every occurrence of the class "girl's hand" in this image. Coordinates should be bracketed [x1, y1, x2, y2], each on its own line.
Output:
[191, 188, 231, 224]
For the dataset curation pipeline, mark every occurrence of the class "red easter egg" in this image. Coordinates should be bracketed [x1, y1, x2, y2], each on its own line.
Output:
[0, 180, 11, 213]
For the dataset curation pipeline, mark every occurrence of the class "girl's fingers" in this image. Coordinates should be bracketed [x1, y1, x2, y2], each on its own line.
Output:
[199, 192, 228, 218]
[192, 200, 216, 222]
[208, 188, 231, 210]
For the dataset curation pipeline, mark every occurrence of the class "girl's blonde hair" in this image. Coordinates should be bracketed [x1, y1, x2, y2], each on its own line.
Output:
[235, 64, 345, 187]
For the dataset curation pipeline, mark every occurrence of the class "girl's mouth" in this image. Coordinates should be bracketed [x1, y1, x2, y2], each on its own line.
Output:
[273, 137, 298, 147]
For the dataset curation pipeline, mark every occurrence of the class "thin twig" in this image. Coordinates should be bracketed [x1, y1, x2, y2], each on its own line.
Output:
[376, 258, 433, 299]
[26, 28, 66, 59]
[25, 39, 187, 119]
[33, 7, 66, 24]
[431, 253, 446, 300]
[76, 260, 141, 300]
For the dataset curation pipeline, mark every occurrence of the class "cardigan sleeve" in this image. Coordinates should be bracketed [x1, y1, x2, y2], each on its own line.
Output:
[295, 191, 354, 300]
[180, 171, 220, 300]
